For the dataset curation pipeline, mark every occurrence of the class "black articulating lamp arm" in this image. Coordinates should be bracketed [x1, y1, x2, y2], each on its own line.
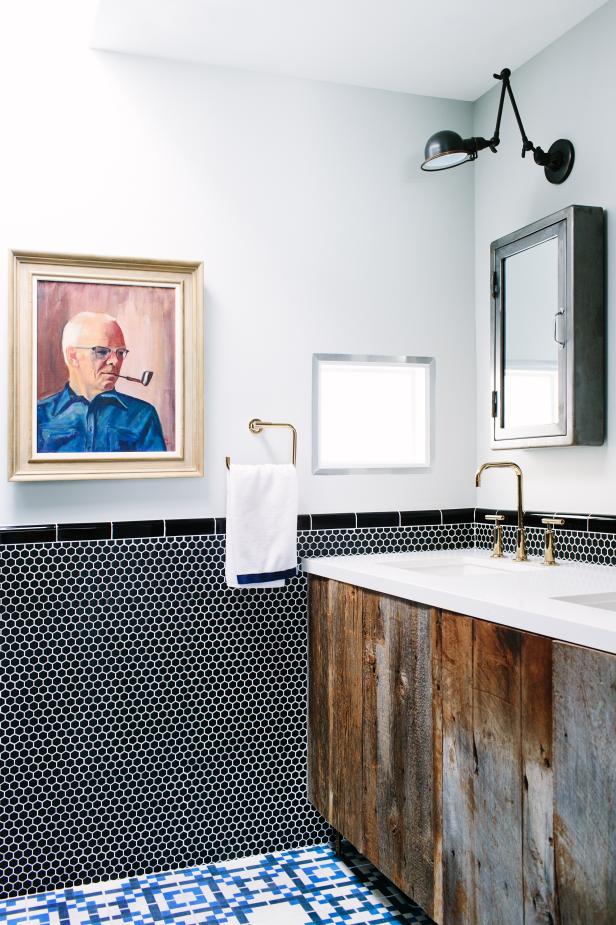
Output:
[473, 68, 574, 183]
[467, 70, 511, 158]
[486, 69, 509, 152]
[496, 68, 550, 166]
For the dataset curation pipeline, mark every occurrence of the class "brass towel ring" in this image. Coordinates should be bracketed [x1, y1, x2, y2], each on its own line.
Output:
[226, 419, 297, 469]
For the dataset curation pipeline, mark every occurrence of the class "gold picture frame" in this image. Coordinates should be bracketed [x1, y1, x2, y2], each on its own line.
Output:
[9, 250, 204, 481]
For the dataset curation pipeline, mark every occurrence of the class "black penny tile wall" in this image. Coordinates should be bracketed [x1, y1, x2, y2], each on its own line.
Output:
[0, 519, 473, 900]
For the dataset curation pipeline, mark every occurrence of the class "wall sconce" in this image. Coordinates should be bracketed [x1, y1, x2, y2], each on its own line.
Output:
[421, 68, 574, 184]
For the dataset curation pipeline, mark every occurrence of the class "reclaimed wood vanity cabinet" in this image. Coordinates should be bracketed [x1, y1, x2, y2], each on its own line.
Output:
[308, 576, 441, 916]
[307, 575, 616, 925]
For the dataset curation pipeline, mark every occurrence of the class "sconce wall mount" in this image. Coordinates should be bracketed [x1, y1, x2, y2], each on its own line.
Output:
[421, 68, 574, 184]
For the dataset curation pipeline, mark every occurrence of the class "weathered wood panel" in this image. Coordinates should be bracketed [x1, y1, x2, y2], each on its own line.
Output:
[309, 580, 616, 925]
[442, 614, 532, 925]
[361, 586, 379, 866]
[307, 576, 363, 850]
[307, 575, 333, 824]
[472, 620, 523, 925]
[441, 612, 476, 925]
[521, 634, 557, 924]
[362, 590, 438, 918]
[432, 609, 444, 924]
[553, 642, 616, 925]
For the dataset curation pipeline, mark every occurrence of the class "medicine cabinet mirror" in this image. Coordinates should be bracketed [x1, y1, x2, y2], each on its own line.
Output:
[490, 204, 604, 448]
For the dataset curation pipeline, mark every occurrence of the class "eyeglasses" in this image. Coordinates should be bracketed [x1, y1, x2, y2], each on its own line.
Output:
[74, 346, 130, 361]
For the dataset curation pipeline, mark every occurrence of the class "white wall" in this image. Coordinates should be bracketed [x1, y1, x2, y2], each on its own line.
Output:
[0, 0, 476, 525]
[473, 0, 615, 513]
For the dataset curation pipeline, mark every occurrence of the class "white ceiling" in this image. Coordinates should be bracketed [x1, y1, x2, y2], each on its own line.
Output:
[91, 0, 607, 101]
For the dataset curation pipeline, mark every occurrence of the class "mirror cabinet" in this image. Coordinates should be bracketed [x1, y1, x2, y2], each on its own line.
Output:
[490, 205, 604, 448]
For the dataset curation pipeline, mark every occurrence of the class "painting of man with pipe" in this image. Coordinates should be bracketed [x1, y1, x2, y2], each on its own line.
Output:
[35, 279, 177, 455]
[37, 311, 166, 453]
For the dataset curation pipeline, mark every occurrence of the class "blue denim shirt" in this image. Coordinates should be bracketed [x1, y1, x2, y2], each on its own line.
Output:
[37, 383, 167, 453]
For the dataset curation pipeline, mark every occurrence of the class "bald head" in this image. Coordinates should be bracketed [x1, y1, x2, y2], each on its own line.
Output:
[62, 312, 127, 401]
[62, 312, 124, 362]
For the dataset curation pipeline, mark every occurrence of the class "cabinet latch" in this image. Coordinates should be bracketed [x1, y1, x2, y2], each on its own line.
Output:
[491, 271, 499, 299]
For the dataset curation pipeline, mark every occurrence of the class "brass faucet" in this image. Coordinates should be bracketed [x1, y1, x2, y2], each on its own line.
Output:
[475, 462, 528, 562]
[542, 517, 565, 565]
[484, 514, 505, 558]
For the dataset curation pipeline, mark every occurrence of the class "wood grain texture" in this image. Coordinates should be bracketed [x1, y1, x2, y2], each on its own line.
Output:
[442, 615, 529, 925]
[473, 620, 524, 925]
[307, 576, 329, 825]
[361, 586, 379, 866]
[432, 609, 444, 924]
[553, 642, 616, 925]
[362, 591, 438, 917]
[309, 582, 616, 925]
[441, 612, 476, 925]
[307, 576, 363, 850]
[521, 634, 557, 925]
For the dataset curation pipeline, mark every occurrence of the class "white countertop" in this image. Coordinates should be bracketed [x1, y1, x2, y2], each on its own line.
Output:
[302, 549, 616, 654]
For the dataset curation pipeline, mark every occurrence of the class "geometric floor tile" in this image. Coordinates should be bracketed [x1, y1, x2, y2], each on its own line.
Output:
[0, 844, 436, 925]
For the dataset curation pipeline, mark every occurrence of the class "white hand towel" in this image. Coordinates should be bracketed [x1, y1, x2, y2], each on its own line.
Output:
[225, 463, 298, 589]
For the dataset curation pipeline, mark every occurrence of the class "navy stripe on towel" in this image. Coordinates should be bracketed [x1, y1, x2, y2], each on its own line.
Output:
[236, 567, 297, 585]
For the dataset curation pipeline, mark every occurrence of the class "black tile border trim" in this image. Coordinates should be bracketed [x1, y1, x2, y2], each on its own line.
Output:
[2, 508, 616, 545]
[401, 510, 441, 527]
[0, 524, 57, 545]
[443, 508, 475, 525]
[58, 522, 111, 542]
[113, 520, 165, 540]
[357, 511, 399, 528]
[309, 513, 355, 530]
[0, 510, 444, 544]
[588, 515, 616, 534]
[164, 518, 216, 537]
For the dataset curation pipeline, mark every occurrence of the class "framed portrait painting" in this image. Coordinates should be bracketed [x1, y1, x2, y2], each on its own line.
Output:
[9, 250, 203, 481]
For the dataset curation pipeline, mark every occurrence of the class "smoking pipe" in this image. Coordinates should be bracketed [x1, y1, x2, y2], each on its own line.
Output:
[114, 371, 154, 386]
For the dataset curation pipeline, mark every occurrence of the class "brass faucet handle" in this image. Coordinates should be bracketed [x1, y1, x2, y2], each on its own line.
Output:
[542, 518, 565, 566]
[485, 514, 505, 558]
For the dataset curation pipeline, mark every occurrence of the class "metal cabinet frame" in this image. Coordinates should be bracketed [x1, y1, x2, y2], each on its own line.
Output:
[490, 204, 604, 448]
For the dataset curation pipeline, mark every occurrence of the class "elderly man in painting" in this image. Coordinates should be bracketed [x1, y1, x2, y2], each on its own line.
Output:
[37, 312, 166, 453]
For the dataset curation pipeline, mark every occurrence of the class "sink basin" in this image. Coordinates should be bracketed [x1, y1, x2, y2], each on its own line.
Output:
[390, 557, 544, 578]
[553, 592, 616, 612]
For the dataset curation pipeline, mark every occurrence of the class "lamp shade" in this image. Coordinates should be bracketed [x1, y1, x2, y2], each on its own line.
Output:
[421, 130, 475, 171]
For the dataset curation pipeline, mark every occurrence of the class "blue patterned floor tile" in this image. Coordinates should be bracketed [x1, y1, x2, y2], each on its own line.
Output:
[0, 845, 433, 925]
